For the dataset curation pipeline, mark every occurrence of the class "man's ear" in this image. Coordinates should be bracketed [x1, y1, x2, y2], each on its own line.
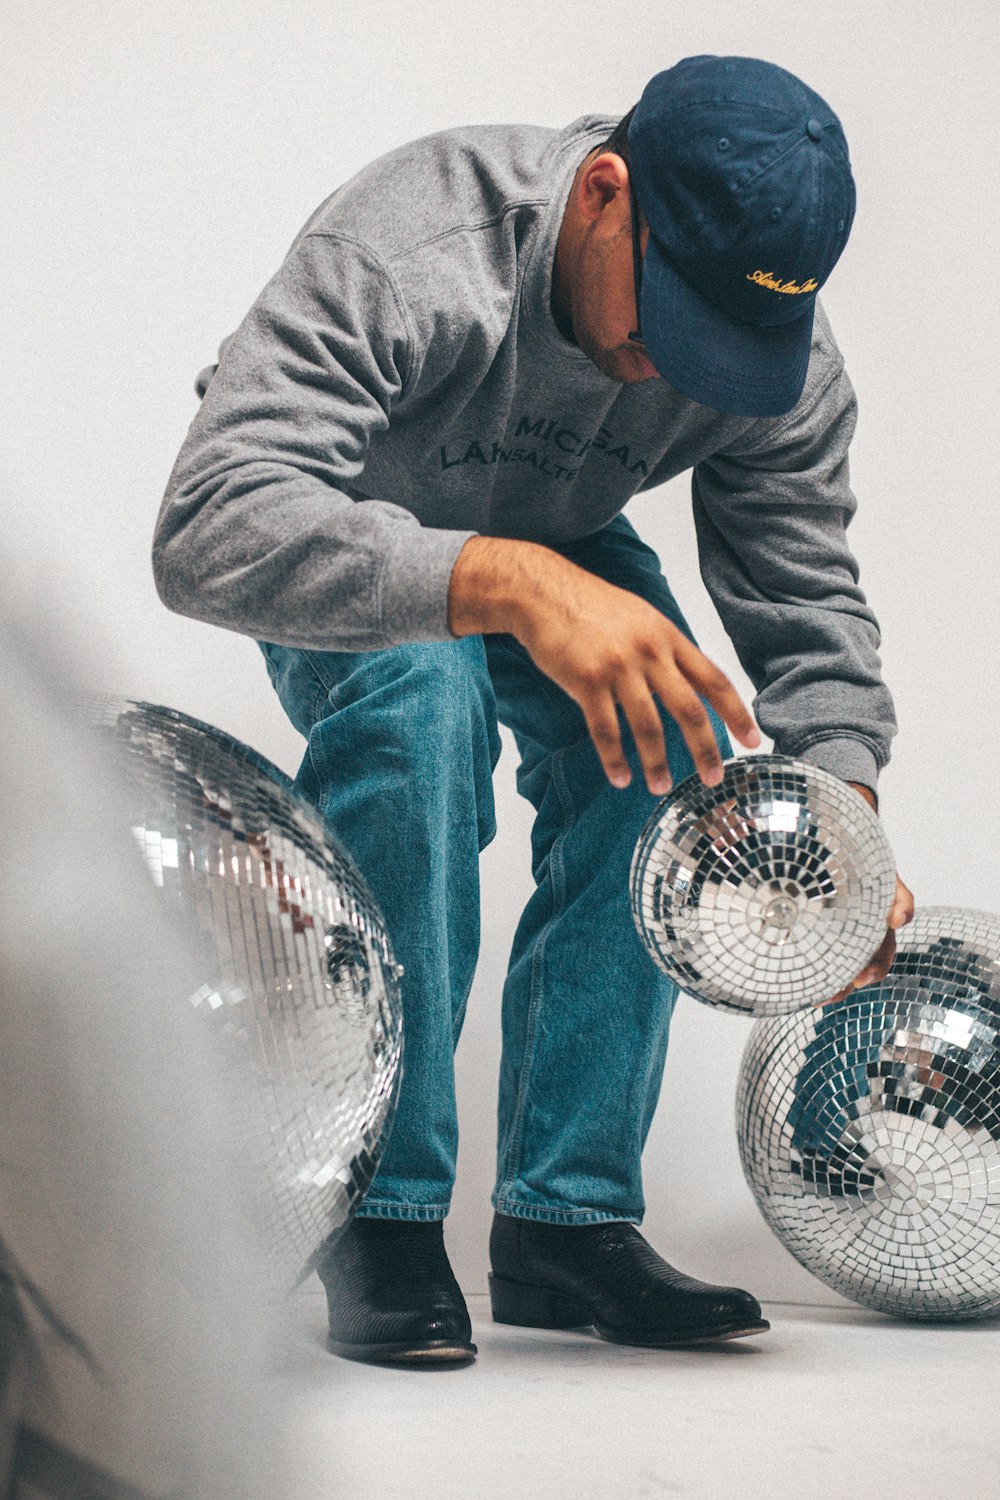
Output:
[577, 150, 630, 223]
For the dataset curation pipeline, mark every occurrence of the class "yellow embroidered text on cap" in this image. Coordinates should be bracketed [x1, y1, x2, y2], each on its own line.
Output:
[746, 270, 819, 295]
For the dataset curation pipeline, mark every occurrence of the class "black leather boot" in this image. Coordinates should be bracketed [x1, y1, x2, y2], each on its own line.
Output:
[317, 1217, 477, 1365]
[489, 1213, 769, 1346]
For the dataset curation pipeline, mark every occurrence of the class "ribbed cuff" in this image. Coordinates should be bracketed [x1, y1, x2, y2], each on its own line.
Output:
[795, 736, 880, 803]
[376, 523, 479, 645]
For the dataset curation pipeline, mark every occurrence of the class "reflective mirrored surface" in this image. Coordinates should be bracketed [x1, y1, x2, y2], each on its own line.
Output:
[738, 907, 1000, 1319]
[90, 699, 403, 1285]
[630, 755, 896, 1015]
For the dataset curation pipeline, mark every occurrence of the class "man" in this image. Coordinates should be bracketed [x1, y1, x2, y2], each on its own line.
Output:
[153, 54, 914, 1367]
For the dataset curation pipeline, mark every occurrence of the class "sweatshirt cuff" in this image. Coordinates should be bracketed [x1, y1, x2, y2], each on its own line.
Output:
[377, 524, 480, 645]
[794, 736, 881, 804]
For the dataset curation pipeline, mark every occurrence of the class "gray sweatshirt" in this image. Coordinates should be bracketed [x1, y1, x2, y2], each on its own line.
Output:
[153, 114, 897, 792]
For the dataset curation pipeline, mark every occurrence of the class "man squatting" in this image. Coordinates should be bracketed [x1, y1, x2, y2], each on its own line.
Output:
[153, 55, 914, 1365]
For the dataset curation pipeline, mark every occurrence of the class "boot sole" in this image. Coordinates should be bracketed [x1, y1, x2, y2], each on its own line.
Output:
[327, 1334, 477, 1366]
[488, 1273, 769, 1346]
[594, 1319, 770, 1347]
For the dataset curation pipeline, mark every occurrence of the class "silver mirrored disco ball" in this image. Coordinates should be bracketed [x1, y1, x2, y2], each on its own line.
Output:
[89, 699, 403, 1286]
[737, 907, 1000, 1320]
[629, 754, 896, 1016]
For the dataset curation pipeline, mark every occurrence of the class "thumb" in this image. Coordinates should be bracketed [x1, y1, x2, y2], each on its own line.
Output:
[888, 876, 915, 930]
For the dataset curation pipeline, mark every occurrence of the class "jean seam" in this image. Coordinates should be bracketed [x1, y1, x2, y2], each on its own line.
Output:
[306, 727, 326, 798]
[478, 819, 498, 852]
[496, 741, 574, 1199]
[451, 943, 477, 1050]
[493, 1199, 640, 1225]
[285, 651, 334, 773]
[305, 682, 336, 788]
[291, 647, 340, 708]
[355, 1200, 450, 1219]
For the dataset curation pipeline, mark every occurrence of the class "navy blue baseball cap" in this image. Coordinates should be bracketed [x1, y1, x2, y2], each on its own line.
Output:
[628, 55, 856, 417]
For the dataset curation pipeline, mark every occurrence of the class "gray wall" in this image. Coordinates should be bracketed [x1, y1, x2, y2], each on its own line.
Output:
[4, 0, 998, 1304]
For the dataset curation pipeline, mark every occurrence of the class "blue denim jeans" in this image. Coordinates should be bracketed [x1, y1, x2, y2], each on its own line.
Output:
[260, 514, 732, 1225]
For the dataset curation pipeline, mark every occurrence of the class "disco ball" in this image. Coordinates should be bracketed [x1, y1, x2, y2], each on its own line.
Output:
[737, 907, 1000, 1320]
[89, 699, 403, 1286]
[629, 754, 896, 1016]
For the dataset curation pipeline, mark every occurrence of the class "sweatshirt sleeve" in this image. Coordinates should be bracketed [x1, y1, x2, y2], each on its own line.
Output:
[152, 231, 478, 652]
[691, 359, 897, 794]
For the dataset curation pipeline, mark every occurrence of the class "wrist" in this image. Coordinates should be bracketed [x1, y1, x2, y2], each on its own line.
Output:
[447, 535, 556, 639]
[847, 780, 879, 814]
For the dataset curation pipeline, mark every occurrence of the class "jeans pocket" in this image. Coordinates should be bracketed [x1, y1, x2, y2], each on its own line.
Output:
[256, 642, 331, 740]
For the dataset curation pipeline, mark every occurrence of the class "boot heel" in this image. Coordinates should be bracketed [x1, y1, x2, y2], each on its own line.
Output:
[488, 1273, 591, 1330]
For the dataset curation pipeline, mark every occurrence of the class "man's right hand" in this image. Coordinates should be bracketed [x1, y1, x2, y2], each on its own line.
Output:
[447, 535, 761, 795]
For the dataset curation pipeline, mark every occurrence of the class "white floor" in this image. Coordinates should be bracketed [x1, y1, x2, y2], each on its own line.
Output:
[276, 1289, 1000, 1500]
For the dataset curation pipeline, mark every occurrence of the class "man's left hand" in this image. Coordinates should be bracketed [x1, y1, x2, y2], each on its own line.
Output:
[820, 781, 915, 1006]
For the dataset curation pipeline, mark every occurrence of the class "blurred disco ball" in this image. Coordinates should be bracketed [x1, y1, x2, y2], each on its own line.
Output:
[629, 754, 896, 1016]
[89, 699, 403, 1286]
[737, 907, 1000, 1320]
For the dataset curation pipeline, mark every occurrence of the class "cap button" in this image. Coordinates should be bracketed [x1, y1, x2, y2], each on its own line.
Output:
[806, 118, 824, 142]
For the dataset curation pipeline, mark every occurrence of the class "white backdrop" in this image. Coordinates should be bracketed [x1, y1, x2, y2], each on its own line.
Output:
[4, 0, 998, 1305]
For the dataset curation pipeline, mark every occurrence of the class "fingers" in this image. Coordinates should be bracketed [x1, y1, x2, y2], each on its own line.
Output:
[584, 657, 745, 795]
[672, 635, 761, 751]
[816, 870, 916, 1010]
[855, 928, 897, 988]
[615, 681, 673, 796]
[580, 689, 633, 791]
[582, 684, 675, 797]
[646, 663, 725, 789]
[582, 675, 723, 797]
[575, 621, 760, 797]
[818, 927, 898, 1007]
[888, 875, 915, 930]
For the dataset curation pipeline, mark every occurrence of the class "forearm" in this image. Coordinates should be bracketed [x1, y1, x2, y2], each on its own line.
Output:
[447, 534, 574, 639]
[689, 348, 898, 793]
[448, 542, 884, 817]
[155, 229, 480, 652]
[154, 459, 475, 652]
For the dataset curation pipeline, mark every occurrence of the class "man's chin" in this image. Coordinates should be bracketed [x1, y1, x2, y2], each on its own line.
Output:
[585, 341, 660, 384]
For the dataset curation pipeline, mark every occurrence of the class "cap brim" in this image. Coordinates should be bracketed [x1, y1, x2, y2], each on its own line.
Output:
[640, 242, 814, 418]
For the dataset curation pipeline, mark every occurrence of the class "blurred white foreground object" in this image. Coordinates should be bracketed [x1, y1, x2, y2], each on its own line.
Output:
[88, 698, 404, 1288]
[0, 610, 288, 1500]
